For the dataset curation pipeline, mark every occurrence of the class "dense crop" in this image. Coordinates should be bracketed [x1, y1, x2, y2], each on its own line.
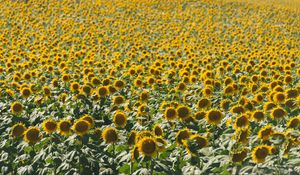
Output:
[0, 0, 300, 174]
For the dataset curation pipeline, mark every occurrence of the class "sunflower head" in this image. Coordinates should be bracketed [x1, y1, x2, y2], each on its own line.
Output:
[24, 127, 42, 144]
[58, 119, 72, 136]
[42, 119, 57, 134]
[287, 116, 300, 128]
[176, 128, 191, 145]
[102, 127, 118, 144]
[98, 86, 109, 97]
[252, 145, 272, 163]
[270, 107, 286, 120]
[113, 95, 125, 105]
[183, 134, 208, 155]
[80, 114, 95, 128]
[234, 114, 249, 129]
[251, 110, 265, 122]
[137, 137, 157, 157]
[128, 130, 137, 146]
[231, 148, 248, 163]
[164, 107, 177, 121]
[11, 101, 23, 115]
[153, 124, 163, 136]
[206, 109, 224, 125]
[11, 123, 26, 138]
[197, 98, 211, 109]
[113, 111, 127, 128]
[72, 120, 90, 136]
[176, 105, 191, 120]
[258, 125, 273, 141]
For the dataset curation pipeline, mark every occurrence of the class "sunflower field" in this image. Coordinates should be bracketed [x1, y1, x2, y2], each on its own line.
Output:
[0, 0, 300, 174]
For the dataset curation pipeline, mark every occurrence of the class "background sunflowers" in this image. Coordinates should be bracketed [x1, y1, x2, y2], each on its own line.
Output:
[0, 0, 300, 174]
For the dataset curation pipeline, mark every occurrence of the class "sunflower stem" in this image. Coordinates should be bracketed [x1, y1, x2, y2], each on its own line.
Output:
[150, 158, 154, 175]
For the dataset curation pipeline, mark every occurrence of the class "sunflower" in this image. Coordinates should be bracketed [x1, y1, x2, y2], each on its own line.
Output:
[164, 107, 177, 121]
[131, 145, 140, 161]
[234, 114, 249, 129]
[252, 145, 272, 163]
[194, 111, 206, 120]
[82, 84, 92, 95]
[113, 111, 127, 128]
[58, 119, 72, 136]
[80, 114, 95, 128]
[114, 80, 125, 90]
[251, 110, 265, 122]
[176, 128, 191, 145]
[98, 86, 109, 97]
[72, 120, 90, 136]
[21, 87, 32, 98]
[42, 119, 57, 134]
[197, 98, 211, 109]
[137, 130, 154, 140]
[128, 130, 137, 146]
[177, 82, 186, 91]
[176, 105, 191, 120]
[206, 109, 224, 125]
[155, 136, 167, 152]
[270, 107, 286, 120]
[273, 92, 286, 104]
[102, 127, 118, 144]
[235, 128, 250, 144]
[232, 148, 248, 163]
[137, 137, 157, 157]
[230, 105, 245, 114]
[153, 124, 163, 136]
[11, 101, 23, 115]
[258, 125, 273, 141]
[24, 127, 41, 144]
[183, 134, 208, 155]
[287, 116, 300, 128]
[43, 86, 51, 96]
[263, 102, 276, 111]
[140, 91, 150, 101]
[113, 95, 125, 105]
[93, 128, 102, 139]
[220, 99, 231, 111]
[91, 77, 101, 86]
[11, 123, 26, 138]
[70, 82, 80, 92]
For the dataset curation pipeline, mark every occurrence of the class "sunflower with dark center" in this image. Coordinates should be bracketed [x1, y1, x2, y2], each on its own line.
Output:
[206, 109, 224, 125]
[137, 137, 157, 157]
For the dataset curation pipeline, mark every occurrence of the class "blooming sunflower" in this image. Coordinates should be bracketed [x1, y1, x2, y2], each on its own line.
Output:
[113, 111, 127, 128]
[252, 145, 272, 163]
[205, 109, 224, 125]
[58, 119, 72, 136]
[164, 107, 177, 121]
[11, 123, 26, 138]
[137, 137, 157, 157]
[42, 119, 57, 134]
[183, 134, 208, 155]
[11, 101, 23, 115]
[176, 105, 191, 120]
[24, 127, 42, 144]
[176, 128, 191, 145]
[72, 120, 90, 136]
[102, 127, 118, 144]
[80, 114, 95, 128]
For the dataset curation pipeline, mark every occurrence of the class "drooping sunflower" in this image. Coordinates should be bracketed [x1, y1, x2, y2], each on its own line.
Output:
[24, 127, 42, 144]
[58, 119, 72, 136]
[113, 110, 127, 128]
[11, 123, 26, 138]
[287, 116, 300, 128]
[72, 120, 90, 136]
[176, 128, 191, 145]
[153, 124, 163, 136]
[128, 130, 137, 146]
[102, 127, 118, 144]
[205, 109, 224, 125]
[183, 134, 208, 155]
[235, 128, 250, 144]
[252, 145, 272, 163]
[231, 148, 248, 163]
[11, 101, 23, 115]
[42, 119, 57, 134]
[137, 137, 157, 157]
[258, 125, 273, 141]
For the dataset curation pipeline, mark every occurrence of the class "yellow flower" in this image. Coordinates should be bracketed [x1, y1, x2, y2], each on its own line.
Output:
[164, 107, 177, 121]
[113, 111, 127, 128]
[11, 101, 23, 115]
[206, 109, 224, 125]
[252, 145, 272, 163]
[102, 127, 118, 144]
[183, 134, 208, 155]
[11, 123, 26, 138]
[24, 127, 42, 144]
[42, 119, 57, 134]
[58, 119, 72, 136]
[176, 105, 191, 120]
[72, 120, 90, 136]
[137, 137, 157, 157]
[176, 128, 191, 145]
